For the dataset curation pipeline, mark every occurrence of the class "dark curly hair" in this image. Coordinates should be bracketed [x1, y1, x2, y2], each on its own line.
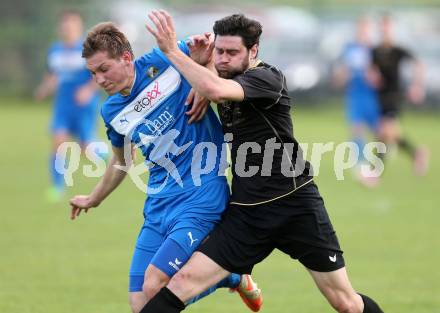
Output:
[213, 14, 263, 49]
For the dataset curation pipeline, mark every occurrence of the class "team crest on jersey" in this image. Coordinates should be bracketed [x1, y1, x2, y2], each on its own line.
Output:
[147, 66, 159, 78]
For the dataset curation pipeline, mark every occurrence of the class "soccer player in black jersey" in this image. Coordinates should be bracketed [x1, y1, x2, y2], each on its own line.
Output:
[372, 14, 429, 175]
[140, 11, 384, 313]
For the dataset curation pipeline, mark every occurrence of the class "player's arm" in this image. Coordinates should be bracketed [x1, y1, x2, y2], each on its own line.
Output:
[69, 145, 132, 220]
[332, 63, 349, 89]
[146, 10, 244, 104]
[75, 79, 99, 106]
[407, 56, 425, 104]
[34, 72, 57, 101]
[369, 50, 384, 89]
[185, 38, 218, 123]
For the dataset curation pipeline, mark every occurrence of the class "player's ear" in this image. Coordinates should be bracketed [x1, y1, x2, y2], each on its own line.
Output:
[121, 51, 133, 63]
[250, 44, 258, 60]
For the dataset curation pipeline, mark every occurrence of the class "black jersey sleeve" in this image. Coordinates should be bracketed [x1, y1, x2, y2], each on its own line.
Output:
[233, 65, 287, 109]
[396, 46, 414, 61]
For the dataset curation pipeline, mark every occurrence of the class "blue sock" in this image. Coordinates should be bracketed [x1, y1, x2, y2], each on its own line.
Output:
[354, 137, 365, 162]
[50, 154, 65, 192]
[186, 273, 241, 305]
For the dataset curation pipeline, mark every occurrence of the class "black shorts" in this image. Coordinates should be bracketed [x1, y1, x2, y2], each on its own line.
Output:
[197, 181, 345, 274]
[379, 92, 401, 118]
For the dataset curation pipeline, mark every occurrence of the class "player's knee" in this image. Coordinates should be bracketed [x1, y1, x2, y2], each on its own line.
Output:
[327, 292, 361, 313]
[142, 275, 168, 300]
[168, 268, 195, 293]
[129, 293, 146, 313]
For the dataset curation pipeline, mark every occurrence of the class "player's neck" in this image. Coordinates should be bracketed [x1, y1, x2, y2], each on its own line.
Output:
[249, 59, 262, 69]
[382, 37, 393, 48]
[120, 64, 136, 97]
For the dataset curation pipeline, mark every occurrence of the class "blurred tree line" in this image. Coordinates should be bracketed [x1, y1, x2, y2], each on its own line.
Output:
[1, 0, 438, 99]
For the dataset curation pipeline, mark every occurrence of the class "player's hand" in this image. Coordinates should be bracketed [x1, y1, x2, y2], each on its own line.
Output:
[146, 10, 178, 55]
[407, 84, 425, 105]
[69, 195, 98, 220]
[185, 89, 210, 124]
[365, 67, 381, 89]
[75, 84, 94, 106]
[188, 33, 214, 66]
[34, 85, 49, 101]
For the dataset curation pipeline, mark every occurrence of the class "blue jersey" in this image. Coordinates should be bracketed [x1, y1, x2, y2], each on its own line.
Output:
[47, 39, 99, 111]
[101, 41, 226, 198]
[342, 42, 376, 98]
[342, 42, 379, 129]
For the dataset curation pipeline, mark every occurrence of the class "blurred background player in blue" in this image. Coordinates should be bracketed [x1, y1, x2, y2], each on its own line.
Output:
[372, 14, 429, 176]
[34, 10, 100, 202]
[333, 17, 380, 187]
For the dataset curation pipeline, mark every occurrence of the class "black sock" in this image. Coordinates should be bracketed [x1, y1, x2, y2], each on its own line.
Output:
[359, 293, 384, 313]
[140, 287, 186, 313]
[398, 137, 416, 158]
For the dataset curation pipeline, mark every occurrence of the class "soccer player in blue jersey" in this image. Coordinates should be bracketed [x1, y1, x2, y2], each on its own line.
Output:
[68, 22, 262, 313]
[35, 10, 100, 201]
[333, 17, 381, 186]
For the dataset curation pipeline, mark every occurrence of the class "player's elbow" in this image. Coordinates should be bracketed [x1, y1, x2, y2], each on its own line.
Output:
[203, 83, 227, 103]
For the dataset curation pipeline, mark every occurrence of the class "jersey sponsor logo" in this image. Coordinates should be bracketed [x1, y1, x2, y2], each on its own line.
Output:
[134, 81, 161, 113]
[110, 66, 181, 135]
[144, 110, 175, 136]
[187, 232, 199, 247]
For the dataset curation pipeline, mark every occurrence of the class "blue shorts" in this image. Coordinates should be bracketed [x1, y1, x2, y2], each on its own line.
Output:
[51, 100, 99, 143]
[346, 94, 380, 131]
[129, 178, 229, 292]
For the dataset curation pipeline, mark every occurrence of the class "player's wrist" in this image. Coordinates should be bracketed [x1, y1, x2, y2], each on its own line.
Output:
[88, 195, 102, 208]
[164, 47, 184, 61]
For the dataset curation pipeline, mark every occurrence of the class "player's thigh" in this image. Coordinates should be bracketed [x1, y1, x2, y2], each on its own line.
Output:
[129, 224, 164, 293]
[149, 222, 214, 280]
[76, 110, 98, 145]
[197, 203, 275, 275]
[274, 183, 345, 272]
[365, 101, 380, 134]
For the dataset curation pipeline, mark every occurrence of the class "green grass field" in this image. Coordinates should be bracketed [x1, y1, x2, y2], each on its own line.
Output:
[1, 99, 439, 313]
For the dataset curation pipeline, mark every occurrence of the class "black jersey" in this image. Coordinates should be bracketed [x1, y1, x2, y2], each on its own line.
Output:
[217, 61, 312, 205]
[372, 45, 413, 94]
